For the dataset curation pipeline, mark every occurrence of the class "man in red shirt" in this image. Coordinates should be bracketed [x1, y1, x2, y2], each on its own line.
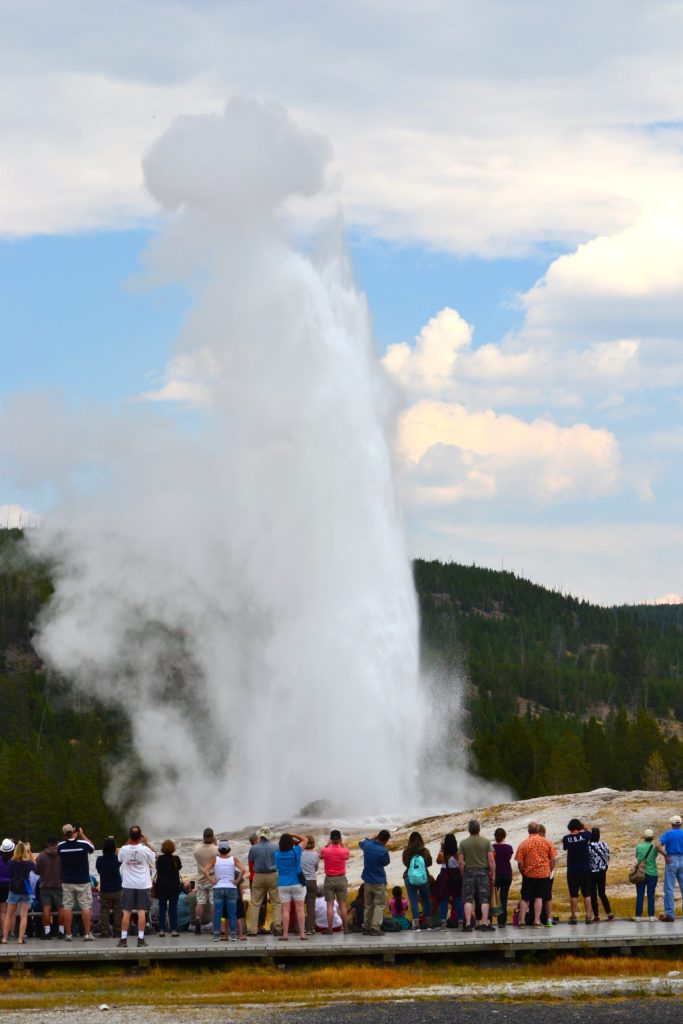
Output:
[319, 830, 350, 933]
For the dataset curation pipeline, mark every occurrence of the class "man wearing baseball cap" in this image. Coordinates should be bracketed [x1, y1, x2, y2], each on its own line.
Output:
[655, 814, 683, 921]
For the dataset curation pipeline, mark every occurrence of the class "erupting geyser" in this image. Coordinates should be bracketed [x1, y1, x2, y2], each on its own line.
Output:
[28, 98, 425, 829]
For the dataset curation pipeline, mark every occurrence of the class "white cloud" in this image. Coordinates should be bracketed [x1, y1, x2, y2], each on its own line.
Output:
[3, 1, 683, 254]
[394, 399, 622, 506]
[650, 593, 683, 606]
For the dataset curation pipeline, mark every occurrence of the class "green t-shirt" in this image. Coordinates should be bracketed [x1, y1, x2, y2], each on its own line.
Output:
[635, 841, 659, 877]
[460, 834, 493, 871]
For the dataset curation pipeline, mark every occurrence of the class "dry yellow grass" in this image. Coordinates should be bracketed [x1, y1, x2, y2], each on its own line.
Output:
[0, 953, 681, 1010]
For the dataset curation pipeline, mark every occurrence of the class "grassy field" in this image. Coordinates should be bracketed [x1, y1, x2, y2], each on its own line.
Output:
[0, 953, 681, 1011]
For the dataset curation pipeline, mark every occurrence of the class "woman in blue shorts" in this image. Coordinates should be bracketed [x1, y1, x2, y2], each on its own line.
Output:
[2, 842, 36, 944]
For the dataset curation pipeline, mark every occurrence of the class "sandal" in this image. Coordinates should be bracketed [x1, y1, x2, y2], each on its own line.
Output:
[277, 936, 288, 942]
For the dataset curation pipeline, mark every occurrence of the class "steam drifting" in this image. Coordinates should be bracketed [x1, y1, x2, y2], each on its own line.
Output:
[27, 99, 425, 829]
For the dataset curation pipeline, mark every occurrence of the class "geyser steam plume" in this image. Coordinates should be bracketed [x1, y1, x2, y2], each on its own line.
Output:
[28, 98, 425, 830]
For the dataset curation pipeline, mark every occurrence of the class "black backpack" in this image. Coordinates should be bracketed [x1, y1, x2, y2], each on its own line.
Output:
[10, 862, 30, 895]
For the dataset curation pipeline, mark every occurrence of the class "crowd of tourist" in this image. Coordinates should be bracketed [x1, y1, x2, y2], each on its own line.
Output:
[0, 813, 682, 946]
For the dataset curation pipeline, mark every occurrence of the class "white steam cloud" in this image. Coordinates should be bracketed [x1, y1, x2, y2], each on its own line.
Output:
[21, 98, 430, 830]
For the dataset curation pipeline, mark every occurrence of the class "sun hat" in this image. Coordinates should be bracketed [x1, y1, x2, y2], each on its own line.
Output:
[0, 839, 15, 854]
[258, 826, 273, 841]
[670, 814, 682, 825]
[643, 828, 655, 839]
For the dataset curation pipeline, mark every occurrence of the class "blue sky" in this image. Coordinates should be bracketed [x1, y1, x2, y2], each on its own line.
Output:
[2, 0, 683, 605]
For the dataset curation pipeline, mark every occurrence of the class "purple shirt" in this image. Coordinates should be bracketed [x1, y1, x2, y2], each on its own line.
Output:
[493, 843, 513, 878]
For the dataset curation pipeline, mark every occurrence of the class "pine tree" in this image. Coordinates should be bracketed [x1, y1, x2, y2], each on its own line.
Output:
[642, 751, 670, 791]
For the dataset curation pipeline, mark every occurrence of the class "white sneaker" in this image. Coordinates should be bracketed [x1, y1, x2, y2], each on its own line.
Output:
[83, 933, 95, 942]
[649, 916, 657, 922]
[632, 916, 642, 922]
[64, 934, 73, 942]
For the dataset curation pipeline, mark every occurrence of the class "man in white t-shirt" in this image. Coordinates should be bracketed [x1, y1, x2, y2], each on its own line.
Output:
[117, 826, 156, 949]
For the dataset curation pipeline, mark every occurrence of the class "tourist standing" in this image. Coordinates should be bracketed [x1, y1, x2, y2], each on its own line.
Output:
[300, 835, 320, 935]
[247, 832, 268, 933]
[402, 831, 433, 929]
[360, 830, 391, 936]
[633, 827, 659, 922]
[320, 830, 350, 934]
[274, 833, 307, 941]
[514, 822, 556, 928]
[58, 824, 95, 941]
[562, 818, 593, 924]
[156, 839, 183, 937]
[492, 827, 513, 927]
[248, 826, 282, 936]
[1, 842, 36, 944]
[117, 826, 156, 949]
[589, 827, 614, 922]
[655, 813, 683, 922]
[96, 837, 122, 939]
[435, 833, 462, 928]
[458, 819, 495, 932]
[205, 839, 245, 942]
[193, 827, 218, 935]
[35, 836, 63, 939]
[0, 839, 14, 936]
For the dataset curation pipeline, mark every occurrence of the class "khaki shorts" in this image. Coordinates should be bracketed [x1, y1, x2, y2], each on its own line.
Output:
[324, 874, 348, 903]
[62, 882, 93, 910]
[195, 879, 214, 906]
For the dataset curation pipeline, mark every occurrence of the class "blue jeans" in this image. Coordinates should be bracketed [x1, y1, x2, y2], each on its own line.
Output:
[158, 895, 178, 932]
[663, 855, 683, 917]
[635, 874, 658, 917]
[439, 895, 464, 923]
[213, 887, 237, 936]
[405, 880, 431, 922]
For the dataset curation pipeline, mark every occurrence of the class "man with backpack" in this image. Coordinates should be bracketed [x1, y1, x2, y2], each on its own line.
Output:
[458, 819, 496, 932]
[402, 831, 433, 929]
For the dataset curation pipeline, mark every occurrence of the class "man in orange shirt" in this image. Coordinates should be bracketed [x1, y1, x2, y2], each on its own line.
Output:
[515, 822, 556, 928]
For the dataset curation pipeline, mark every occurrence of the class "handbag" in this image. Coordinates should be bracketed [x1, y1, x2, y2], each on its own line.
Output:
[298, 871, 306, 885]
[490, 886, 502, 916]
[628, 843, 653, 884]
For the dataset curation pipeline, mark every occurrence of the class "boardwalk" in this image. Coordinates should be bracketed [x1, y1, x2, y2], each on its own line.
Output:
[1, 919, 683, 965]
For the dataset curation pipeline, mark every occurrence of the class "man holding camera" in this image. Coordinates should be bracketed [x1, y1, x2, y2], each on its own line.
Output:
[58, 823, 95, 941]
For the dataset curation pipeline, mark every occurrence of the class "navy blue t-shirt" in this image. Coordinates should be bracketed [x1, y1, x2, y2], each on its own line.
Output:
[96, 853, 122, 892]
[562, 831, 592, 874]
[58, 838, 94, 884]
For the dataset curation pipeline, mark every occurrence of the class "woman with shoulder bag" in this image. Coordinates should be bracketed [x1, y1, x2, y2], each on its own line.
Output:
[632, 827, 659, 922]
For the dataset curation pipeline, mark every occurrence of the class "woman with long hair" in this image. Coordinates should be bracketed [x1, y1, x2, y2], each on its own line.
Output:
[402, 830, 433, 929]
[435, 833, 463, 927]
[2, 842, 36, 944]
[156, 839, 183, 937]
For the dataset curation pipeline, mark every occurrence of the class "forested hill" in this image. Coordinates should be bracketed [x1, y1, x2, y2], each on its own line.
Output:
[1, 531, 682, 838]
[414, 558, 683, 797]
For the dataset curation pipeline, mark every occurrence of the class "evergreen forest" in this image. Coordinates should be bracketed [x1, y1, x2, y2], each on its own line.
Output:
[1, 530, 682, 841]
